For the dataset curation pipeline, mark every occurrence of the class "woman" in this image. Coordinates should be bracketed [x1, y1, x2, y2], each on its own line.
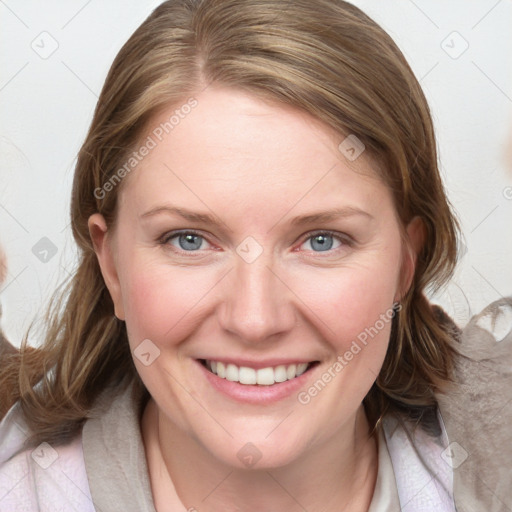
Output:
[0, 1, 510, 511]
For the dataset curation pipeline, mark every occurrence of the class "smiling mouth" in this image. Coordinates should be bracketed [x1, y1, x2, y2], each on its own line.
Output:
[200, 359, 319, 386]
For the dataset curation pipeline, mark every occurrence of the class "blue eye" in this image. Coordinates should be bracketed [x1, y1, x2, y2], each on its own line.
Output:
[160, 230, 348, 255]
[302, 232, 342, 252]
[165, 232, 208, 251]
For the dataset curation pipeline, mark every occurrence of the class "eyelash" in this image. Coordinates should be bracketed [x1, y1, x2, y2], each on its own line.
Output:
[158, 229, 353, 256]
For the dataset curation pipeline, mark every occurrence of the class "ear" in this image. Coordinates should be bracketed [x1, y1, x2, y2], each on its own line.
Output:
[88, 213, 125, 320]
[396, 216, 426, 302]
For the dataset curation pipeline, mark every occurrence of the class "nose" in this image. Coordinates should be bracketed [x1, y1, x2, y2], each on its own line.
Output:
[217, 254, 297, 345]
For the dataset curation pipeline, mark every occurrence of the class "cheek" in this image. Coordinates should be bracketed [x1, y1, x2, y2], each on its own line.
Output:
[290, 261, 400, 422]
[119, 256, 221, 348]
[292, 257, 401, 352]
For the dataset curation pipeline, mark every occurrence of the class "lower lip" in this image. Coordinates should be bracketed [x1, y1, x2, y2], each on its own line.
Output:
[197, 360, 316, 404]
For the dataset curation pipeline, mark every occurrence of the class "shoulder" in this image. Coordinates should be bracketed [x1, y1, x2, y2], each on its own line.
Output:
[437, 296, 512, 511]
[0, 429, 94, 511]
[0, 380, 147, 512]
[0, 383, 138, 511]
[381, 412, 455, 511]
[81, 380, 156, 511]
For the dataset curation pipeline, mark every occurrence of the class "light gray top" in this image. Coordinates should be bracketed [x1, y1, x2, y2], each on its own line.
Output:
[82, 383, 156, 512]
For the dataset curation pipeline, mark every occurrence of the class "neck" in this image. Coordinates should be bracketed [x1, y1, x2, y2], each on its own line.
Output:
[142, 399, 378, 512]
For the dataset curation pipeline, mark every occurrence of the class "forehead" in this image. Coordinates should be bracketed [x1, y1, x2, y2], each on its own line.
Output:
[118, 87, 393, 222]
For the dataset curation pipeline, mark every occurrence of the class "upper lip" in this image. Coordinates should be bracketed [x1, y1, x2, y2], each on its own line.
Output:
[198, 358, 317, 369]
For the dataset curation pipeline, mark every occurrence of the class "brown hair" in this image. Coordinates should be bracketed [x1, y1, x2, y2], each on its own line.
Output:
[0, 0, 461, 445]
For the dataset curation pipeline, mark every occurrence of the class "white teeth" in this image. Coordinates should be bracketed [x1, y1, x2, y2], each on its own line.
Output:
[256, 367, 274, 386]
[217, 361, 226, 378]
[296, 363, 308, 376]
[239, 366, 257, 385]
[206, 360, 311, 385]
[286, 364, 297, 380]
[274, 365, 288, 383]
[225, 364, 239, 382]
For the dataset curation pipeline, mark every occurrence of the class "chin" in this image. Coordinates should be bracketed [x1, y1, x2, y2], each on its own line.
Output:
[193, 417, 313, 471]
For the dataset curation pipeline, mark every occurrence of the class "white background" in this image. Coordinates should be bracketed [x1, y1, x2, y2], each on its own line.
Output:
[1, 0, 511, 346]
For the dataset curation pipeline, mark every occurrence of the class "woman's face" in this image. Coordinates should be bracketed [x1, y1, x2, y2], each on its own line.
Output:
[90, 86, 420, 469]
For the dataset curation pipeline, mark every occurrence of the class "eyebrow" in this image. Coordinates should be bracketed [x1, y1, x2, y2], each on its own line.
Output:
[140, 205, 373, 227]
[288, 207, 374, 225]
[141, 205, 219, 223]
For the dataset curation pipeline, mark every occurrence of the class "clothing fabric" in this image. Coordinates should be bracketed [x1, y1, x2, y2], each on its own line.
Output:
[0, 298, 511, 511]
[0, 383, 405, 512]
[367, 427, 401, 511]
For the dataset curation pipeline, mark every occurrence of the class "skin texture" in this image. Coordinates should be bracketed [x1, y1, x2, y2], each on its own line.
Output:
[89, 86, 422, 512]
